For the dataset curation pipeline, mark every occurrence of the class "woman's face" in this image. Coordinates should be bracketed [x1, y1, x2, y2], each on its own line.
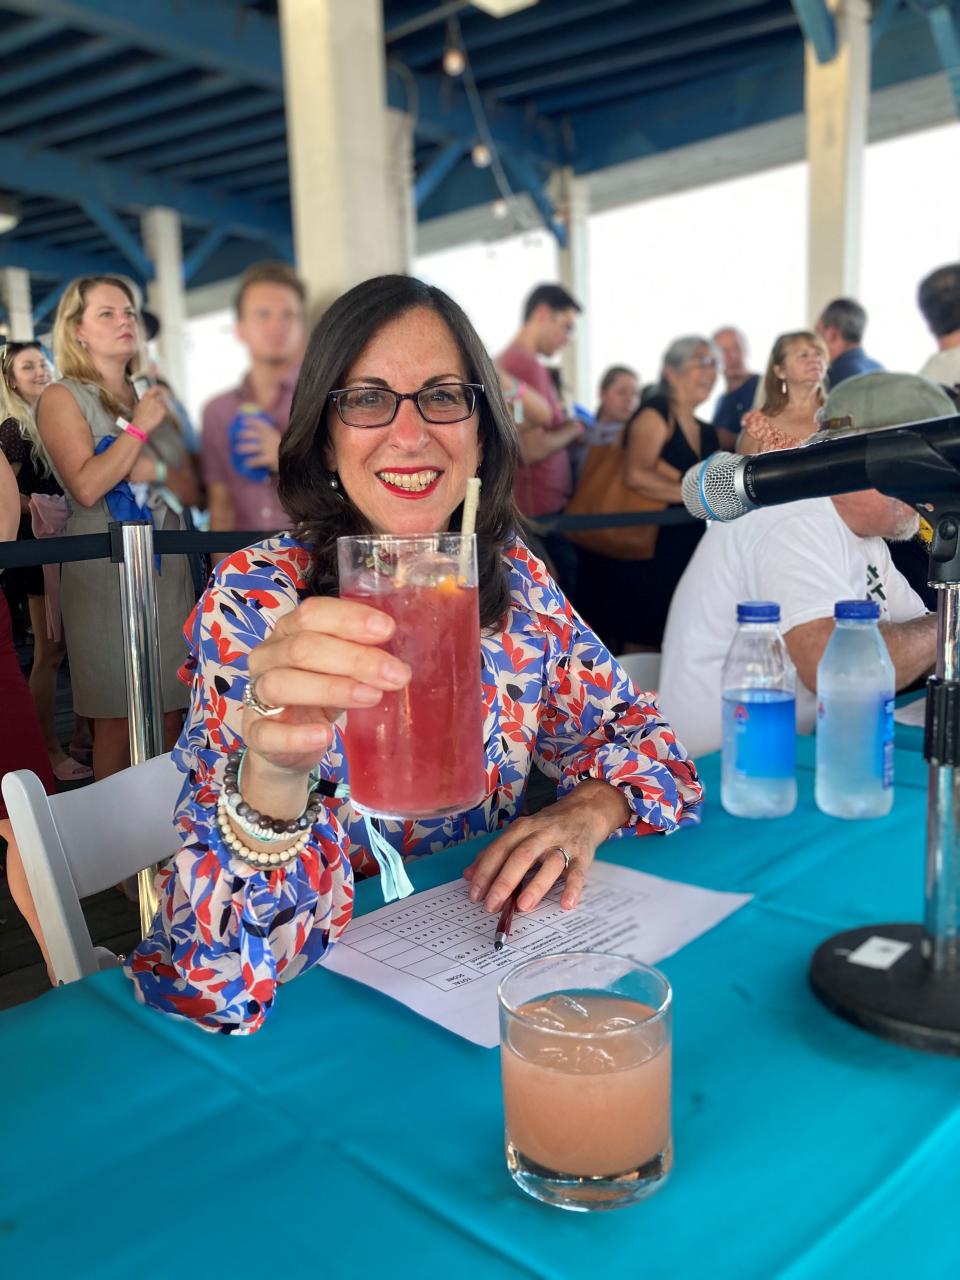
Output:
[326, 307, 482, 536]
[668, 345, 717, 408]
[9, 347, 51, 405]
[600, 373, 639, 422]
[777, 340, 825, 389]
[74, 283, 139, 365]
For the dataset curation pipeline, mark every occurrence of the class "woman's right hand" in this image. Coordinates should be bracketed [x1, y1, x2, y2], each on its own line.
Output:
[130, 385, 168, 436]
[241, 596, 412, 781]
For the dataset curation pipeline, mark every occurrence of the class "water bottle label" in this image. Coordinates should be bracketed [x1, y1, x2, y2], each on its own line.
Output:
[723, 693, 796, 779]
[882, 696, 894, 789]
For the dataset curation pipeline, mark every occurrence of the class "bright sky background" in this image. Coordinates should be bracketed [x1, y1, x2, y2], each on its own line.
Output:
[183, 119, 960, 425]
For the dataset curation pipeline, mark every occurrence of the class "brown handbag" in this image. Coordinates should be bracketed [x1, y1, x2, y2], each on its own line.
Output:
[564, 420, 675, 561]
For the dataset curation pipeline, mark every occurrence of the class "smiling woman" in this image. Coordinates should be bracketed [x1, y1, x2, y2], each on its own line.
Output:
[121, 275, 703, 1034]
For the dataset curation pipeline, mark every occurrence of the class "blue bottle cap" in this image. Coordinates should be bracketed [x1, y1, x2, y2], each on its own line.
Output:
[834, 599, 880, 620]
[737, 600, 781, 623]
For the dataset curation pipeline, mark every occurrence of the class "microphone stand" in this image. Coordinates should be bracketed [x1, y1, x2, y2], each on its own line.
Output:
[810, 480, 960, 1055]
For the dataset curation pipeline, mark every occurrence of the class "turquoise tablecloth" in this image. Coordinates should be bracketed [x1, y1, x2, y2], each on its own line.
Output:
[2, 748, 958, 1280]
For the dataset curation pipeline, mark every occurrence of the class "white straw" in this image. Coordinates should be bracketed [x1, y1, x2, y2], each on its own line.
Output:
[459, 476, 481, 579]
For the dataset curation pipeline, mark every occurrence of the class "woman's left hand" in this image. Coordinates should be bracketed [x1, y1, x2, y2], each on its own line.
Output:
[463, 780, 630, 915]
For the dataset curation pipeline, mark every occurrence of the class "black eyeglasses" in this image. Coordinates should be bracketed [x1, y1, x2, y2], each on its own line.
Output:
[327, 381, 484, 428]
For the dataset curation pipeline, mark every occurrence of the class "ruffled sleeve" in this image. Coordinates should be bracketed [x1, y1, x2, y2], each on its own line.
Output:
[511, 546, 703, 834]
[124, 539, 354, 1034]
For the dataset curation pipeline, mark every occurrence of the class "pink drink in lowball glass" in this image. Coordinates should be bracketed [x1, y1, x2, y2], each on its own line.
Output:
[498, 953, 673, 1211]
[337, 533, 486, 820]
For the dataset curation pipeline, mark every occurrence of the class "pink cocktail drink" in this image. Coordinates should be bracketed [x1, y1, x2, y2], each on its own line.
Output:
[498, 954, 672, 1210]
[338, 535, 485, 820]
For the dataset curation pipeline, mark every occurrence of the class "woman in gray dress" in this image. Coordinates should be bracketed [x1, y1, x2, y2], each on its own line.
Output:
[37, 275, 199, 780]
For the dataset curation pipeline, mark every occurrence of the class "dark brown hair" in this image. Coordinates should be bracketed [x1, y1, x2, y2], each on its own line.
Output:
[278, 275, 520, 630]
[234, 260, 306, 318]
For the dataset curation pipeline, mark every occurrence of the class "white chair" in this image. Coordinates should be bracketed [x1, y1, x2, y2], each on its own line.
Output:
[1, 753, 182, 984]
[614, 651, 662, 693]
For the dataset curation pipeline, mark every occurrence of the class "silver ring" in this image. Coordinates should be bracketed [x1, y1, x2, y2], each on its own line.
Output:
[552, 845, 571, 873]
[242, 675, 286, 718]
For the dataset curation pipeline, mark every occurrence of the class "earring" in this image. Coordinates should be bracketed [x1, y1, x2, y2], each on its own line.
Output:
[329, 472, 340, 491]
[780, 379, 787, 395]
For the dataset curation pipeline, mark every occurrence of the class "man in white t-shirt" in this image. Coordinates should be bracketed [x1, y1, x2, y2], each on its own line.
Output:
[659, 373, 952, 758]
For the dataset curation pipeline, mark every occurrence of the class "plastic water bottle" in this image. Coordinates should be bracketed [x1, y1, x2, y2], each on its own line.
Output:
[815, 600, 895, 819]
[229, 402, 275, 483]
[721, 601, 797, 818]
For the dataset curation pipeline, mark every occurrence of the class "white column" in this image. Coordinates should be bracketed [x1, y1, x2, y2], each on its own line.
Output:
[805, 0, 871, 320]
[140, 206, 188, 398]
[279, 0, 405, 307]
[385, 107, 416, 275]
[1, 267, 33, 340]
[554, 168, 591, 407]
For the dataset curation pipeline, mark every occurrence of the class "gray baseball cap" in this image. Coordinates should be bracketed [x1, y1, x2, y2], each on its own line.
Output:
[821, 371, 955, 432]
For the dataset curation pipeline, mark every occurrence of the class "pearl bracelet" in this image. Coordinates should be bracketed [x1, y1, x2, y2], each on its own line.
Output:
[216, 798, 311, 868]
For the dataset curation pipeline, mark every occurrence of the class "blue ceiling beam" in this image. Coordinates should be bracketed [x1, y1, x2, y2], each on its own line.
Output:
[171, 140, 288, 182]
[22, 73, 237, 147]
[2, 0, 283, 90]
[415, 139, 470, 209]
[80, 200, 152, 277]
[91, 93, 278, 161]
[0, 58, 190, 132]
[789, 0, 838, 63]
[0, 237, 129, 283]
[0, 134, 291, 241]
[112, 115, 288, 171]
[922, 2, 960, 113]
[389, 0, 634, 63]
[0, 16, 61, 56]
[467, 0, 770, 82]
[183, 227, 227, 284]
[871, 0, 903, 45]
[32, 282, 66, 326]
[499, 150, 567, 247]
[1, 33, 123, 96]
[222, 162, 291, 193]
[534, 39, 789, 115]
[491, 10, 798, 101]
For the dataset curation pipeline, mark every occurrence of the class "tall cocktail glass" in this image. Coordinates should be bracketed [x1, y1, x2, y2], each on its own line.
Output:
[498, 951, 672, 1211]
[337, 533, 486, 820]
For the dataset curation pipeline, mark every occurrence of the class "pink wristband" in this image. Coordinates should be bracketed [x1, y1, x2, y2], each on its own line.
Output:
[116, 416, 147, 443]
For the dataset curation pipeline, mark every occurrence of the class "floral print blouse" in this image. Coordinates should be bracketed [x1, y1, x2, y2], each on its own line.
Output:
[124, 535, 702, 1033]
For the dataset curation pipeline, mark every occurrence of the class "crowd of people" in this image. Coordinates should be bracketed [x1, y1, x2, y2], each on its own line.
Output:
[1, 255, 959, 1026]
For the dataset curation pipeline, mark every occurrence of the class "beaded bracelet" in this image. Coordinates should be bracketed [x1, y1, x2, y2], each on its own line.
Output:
[216, 796, 310, 869]
[222, 749, 323, 844]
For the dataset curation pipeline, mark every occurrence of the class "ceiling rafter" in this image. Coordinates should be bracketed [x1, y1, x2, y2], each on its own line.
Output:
[2, 0, 283, 90]
[0, 132, 291, 241]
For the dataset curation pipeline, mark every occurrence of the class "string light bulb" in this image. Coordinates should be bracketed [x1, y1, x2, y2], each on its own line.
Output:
[491, 198, 509, 218]
[442, 19, 466, 76]
[472, 142, 492, 168]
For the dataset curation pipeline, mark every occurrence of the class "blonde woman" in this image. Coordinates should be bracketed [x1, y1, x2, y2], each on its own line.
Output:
[36, 276, 198, 781]
[0, 341, 92, 781]
[738, 330, 828, 455]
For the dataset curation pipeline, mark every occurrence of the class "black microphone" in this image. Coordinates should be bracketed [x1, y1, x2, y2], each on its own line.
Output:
[682, 414, 960, 521]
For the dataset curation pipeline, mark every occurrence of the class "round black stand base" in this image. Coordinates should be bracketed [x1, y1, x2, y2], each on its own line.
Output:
[809, 923, 960, 1058]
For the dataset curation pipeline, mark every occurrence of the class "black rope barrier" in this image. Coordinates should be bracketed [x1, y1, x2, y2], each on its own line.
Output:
[0, 507, 698, 570]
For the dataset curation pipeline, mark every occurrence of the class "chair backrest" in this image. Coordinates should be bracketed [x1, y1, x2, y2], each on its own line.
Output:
[1, 753, 182, 984]
[614, 651, 662, 693]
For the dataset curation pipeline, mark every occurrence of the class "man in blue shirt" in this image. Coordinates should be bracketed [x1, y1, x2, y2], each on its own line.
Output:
[816, 297, 883, 388]
[712, 326, 760, 444]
